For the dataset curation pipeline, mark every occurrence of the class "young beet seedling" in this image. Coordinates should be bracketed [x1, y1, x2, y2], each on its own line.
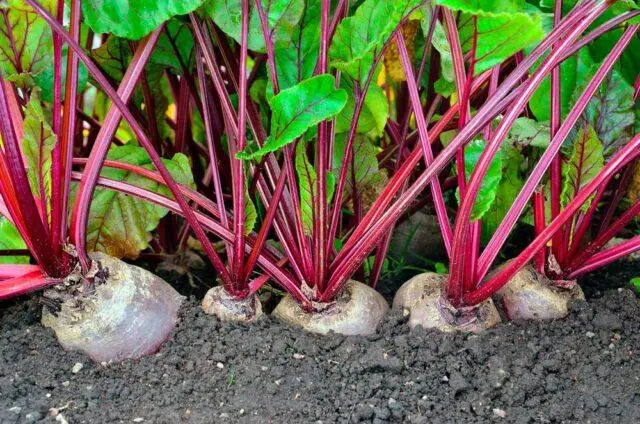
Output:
[391, 0, 640, 330]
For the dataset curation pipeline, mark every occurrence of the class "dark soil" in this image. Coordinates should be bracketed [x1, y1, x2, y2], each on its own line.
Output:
[1, 261, 640, 423]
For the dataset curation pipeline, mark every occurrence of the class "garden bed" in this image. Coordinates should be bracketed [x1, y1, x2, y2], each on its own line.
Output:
[1, 260, 639, 423]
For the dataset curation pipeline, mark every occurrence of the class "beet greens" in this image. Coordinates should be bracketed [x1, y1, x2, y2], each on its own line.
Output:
[0, 0, 639, 327]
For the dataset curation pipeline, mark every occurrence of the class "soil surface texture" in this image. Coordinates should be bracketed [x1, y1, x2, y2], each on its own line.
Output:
[1, 261, 640, 424]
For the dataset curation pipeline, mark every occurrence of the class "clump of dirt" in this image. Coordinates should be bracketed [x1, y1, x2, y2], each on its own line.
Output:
[1, 262, 639, 423]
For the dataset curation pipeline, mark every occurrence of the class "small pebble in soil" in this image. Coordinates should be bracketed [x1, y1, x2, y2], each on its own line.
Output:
[71, 362, 83, 374]
[493, 408, 507, 418]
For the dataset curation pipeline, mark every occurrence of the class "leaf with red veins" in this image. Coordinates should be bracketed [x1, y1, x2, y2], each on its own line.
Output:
[561, 124, 604, 211]
[0, 0, 56, 81]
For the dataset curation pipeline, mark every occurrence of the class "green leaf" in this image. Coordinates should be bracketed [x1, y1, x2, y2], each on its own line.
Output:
[575, 66, 636, 158]
[506, 117, 550, 148]
[432, 0, 545, 77]
[335, 80, 389, 136]
[237, 74, 347, 160]
[22, 91, 55, 208]
[456, 137, 503, 221]
[630, 277, 640, 295]
[151, 19, 196, 75]
[92, 36, 171, 138]
[81, 0, 205, 40]
[86, 145, 195, 259]
[482, 146, 524, 240]
[33, 46, 89, 103]
[528, 33, 594, 121]
[0, 0, 55, 81]
[332, 134, 381, 195]
[295, 142, 335, 235]
[560, 125, 604, 210]
[585, 6, 640, 86]
[205, 0, 304, 53]
[330, 0, 422, 81]
[269, 0, 320, 94]
[0, 216, 28, 264]
[244, 186, 257, 235]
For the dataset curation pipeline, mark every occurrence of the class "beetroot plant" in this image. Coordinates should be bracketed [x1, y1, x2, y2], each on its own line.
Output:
[0, 0, 218, 361]
[2, 0, 639, 349]
[384, 0, 640, 329]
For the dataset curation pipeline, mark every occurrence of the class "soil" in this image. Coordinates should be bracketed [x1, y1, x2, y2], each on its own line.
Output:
[1, 260, 640, 423]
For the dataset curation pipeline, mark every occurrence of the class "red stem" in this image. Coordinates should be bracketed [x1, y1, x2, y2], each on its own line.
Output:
[466, 132, 640, 304]
[230, 0, 250, 291]
[549, 0, 564, 264]
[476, 22, 638, 284]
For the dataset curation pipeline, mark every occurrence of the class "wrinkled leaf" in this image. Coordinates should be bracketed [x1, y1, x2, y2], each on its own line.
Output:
[456, 137, 503, 221]
[575, 67, 635, 158]
[237, 74, 347, 160]
[330, 0, 422, 81]
[561, 125, 603, 210]
[436, 0, 545, 73]
[86, 145, 195, 259]
[206, 0, 304, 52]
[0, 0, 55, 81]
[0, 216, 28, 264]
[432, 0, 544, 78]
[506, 117, 550, 148]
[22, 92, 55, 207]
[82, 0, 205, 40]
[295, 142, 335, 235]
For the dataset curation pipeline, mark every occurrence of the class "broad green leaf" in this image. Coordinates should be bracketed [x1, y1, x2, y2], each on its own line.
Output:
[0, 0, 55, 82]
[92, 36, 171, 138]
[86, 145, 195, 259]
[561, 125, 604, 210]
[269, 0, 320, 94]
[151, 19, 196, 75]
[33, 46, 89, 103]
[332, 134, 381, 195]
[82, 0, 205, 40]
[506, 117, 550, 148]
[22, 92, 55, 208]
[482, 146, 524, 240]
[575, 66, 636, 158]
[335, 80, 389, 136]
[206, 0, 304, 53]
[330, 0, 422, 82]
[528, 18, 594, 121]
[295, 142, 335, 235]
[0, 217, 28, 264]
[456, 137, 503, 221]
[432, 0, 545, 77]
[237, 74, 347, 160]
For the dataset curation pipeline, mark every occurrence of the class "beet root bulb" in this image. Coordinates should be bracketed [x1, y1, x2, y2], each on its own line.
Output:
[42, 253, 183, 363]
[273, 280, 389, 336]
[495, 265, 585, 321]
[393, 273, 501, 332]
[201, 286, 263, 323]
